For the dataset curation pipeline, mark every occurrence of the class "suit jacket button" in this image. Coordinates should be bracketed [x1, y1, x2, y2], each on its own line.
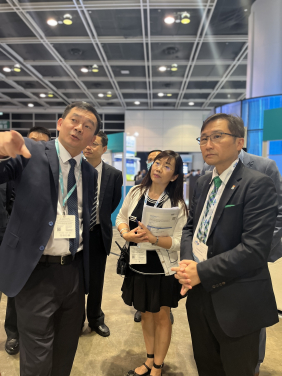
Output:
[219, 283, 222, 286]
[39, 246, 45, 251]
[49, 221, 53, 226]
[222, 282, 226, 285]
[212, 285, 216, 288]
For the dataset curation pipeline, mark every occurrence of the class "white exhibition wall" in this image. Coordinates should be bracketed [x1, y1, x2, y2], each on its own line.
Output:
[125, 110, 209, 169]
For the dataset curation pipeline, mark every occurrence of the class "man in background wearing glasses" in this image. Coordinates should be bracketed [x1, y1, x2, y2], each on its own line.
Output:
[173, 114, 279, 376]
[83, 131, 122, 337]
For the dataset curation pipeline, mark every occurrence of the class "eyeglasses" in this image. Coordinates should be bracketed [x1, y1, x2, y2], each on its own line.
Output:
[196, 132, 239, 146]
[153, 160, 173, 172]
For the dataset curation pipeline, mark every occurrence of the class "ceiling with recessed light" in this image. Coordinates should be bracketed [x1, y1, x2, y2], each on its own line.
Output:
[0, 0, 255, 112]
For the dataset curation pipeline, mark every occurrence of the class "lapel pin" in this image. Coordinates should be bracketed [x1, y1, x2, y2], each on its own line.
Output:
[231, 185, 235, 190]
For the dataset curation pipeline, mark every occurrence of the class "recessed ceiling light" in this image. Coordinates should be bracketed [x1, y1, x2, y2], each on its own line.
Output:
[98, 93, 104, 97]
[171, 64, 178, 71]
[40, 93, 46, 98]
[3, 67, 11, 73]
[81, 67, 89, 73]
[92, 64, 99, 73]
[0, 112, 3, 116]
[121, 70, 130, 74]
[227, 94, 231, 98]
[159, 66, 167, 72]
[48, 92, 54, 98]
[167, 94, 172, 97]
[28, 103, 34, 107]
[188, 102, 194, 106]
[63, 14, 72, 25]
[106, 91, 112, 98]
[181, 12, 190, 24]
[13, 64, 21, 72]
[47, 18, 58, 26]
[134, 132, 139, 137]
[244, 8, 248, 12]
[164, 15, 175, 24]
[134, 101, 140, 105]
[158, 93, 164, 97]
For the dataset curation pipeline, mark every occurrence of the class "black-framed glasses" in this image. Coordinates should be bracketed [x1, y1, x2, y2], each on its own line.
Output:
[196, 132, 239, 146]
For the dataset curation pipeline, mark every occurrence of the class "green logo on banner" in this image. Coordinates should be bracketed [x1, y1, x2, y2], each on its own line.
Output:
[0, 121, 10, 129]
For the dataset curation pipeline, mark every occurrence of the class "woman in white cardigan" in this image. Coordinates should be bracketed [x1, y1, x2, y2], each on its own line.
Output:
[116, 150, 188, 376]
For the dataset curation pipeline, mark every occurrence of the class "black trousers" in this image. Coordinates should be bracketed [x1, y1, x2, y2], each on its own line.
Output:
[5, 296, 19, 340]
[186, 284, 260, 376]
[86, 224, 108, 328]
[15, 253, 85, 376]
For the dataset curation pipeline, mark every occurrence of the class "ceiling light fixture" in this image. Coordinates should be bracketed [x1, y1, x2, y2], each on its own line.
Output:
[134, 101, 140, 105]
[81, 67, 89, 73]
[188, 102, 194, 106]
[159, 66, 167, 72]
[3, 67, 11, 73]
[106, 91, 112, 98]
[47, 18, 58, 26]
[48, 92, 54, 98]
[63, 14, 72, 25]
[244, 8, 248, 12]
[171, 64, 178, 71]
[13, 64, 21, 72]
[167, 94, 172, 97]
[164, 15, 175, 24]
[40, 93, 46, 98]
[121, 70, 130, 74]
[181, 12, 190, 24]
[227, 94, 231, 98]
[98, 93, 104, 97]
[0, 112, 3, 116]
[134, 132, 139, 137]
[92, 64, 99, 73]
[28, 103, 34, 107]
[158, 93, 164, 97]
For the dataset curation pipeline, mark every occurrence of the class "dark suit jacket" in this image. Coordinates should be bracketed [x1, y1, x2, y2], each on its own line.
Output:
[202, 149, 282, 262]
[181, 160, 279, 337]
[98, 162, 122, 255]
[0, 138, 97, 297]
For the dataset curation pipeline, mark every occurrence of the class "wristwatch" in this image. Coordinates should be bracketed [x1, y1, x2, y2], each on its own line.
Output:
[151, 236, 159, 246]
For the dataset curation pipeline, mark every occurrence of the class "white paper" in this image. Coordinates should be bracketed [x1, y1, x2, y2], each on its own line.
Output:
[192, 238, 208, 263]
[54, 215, 76, 239]
[130, 246, 147, 264]
[138, 205, 180, 250]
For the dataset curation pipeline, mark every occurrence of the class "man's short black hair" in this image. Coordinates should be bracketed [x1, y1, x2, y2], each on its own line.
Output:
[147, 149, 162, 157]
[201, 113, 245, 138]
[97, 130, 108, 147]
[61, 101, 102, 135]
[27, 126, 51, 140]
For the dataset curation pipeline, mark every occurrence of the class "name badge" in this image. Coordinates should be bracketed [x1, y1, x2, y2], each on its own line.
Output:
[130, 246, 147, 265]
[193, 238, 208, 263]
[54, 215, 76, 239]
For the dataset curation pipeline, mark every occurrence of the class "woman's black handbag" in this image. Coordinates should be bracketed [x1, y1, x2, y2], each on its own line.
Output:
[115, 241, 129, 276]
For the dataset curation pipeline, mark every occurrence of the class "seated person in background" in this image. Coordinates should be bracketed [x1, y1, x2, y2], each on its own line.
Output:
[116, 150, 187, 376]
[27, 126, 51, 142]
[4, 125, 51, 356]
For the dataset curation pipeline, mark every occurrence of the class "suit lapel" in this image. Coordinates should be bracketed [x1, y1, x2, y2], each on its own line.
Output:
[45, 140, 59, 196]
[207, 161, 244, 240]
[81, 160, 91, 214]
[99, 162, 110, 209]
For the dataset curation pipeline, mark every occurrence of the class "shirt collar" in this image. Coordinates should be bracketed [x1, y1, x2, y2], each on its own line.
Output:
[95, 160, 103, 173]
[210, 157, 239, 185]
[57, 139, 82, 166]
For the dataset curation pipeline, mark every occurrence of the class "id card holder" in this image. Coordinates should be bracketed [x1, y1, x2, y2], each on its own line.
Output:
[54, 215, 76, 239]
[130, 246, 147, 264]
[192, 238, 208, 263]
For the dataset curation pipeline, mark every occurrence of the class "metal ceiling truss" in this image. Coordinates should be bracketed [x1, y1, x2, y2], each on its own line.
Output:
[0, 91, 23, 107]
[0, 1, 214, 13]
[0, 36, 248, 45]
[0, 44, 69, 106]
[140, 0, 152, 108]
[237, 92, 246, 101]
[202, 42, 248, 108]
[5, 0, 100, 108]
[175, 0, 218, 108]
[73, 0, 126, 108]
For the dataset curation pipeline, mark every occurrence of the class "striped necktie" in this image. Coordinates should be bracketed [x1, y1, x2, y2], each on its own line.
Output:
[197, 176, 222, 244]
[90, 183, 98, 230]
[68, 159, 79, 255]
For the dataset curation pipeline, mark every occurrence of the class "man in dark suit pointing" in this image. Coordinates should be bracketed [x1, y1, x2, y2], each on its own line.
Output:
[0, 101, 99, 376]
[83, 131, 122, 337]
[173, 114, 278, 376]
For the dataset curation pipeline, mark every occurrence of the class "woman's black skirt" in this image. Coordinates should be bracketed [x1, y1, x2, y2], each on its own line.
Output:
[121, 269, 182, 313]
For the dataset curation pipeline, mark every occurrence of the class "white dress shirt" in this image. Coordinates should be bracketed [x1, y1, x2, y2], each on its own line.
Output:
[44, 139, 83, 256]
[94, 161, 103, 225]
[193, 158, 239, 253]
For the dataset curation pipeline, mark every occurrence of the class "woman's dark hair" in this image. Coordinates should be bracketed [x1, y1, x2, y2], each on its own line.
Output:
[132, 150, 188, 216]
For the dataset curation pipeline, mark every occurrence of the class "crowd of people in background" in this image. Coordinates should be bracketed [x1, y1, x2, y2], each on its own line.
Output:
[0, 103, 281, 376]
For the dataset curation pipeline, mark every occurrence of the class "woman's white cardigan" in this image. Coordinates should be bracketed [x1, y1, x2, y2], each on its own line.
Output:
[116, 186, 187, 276]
